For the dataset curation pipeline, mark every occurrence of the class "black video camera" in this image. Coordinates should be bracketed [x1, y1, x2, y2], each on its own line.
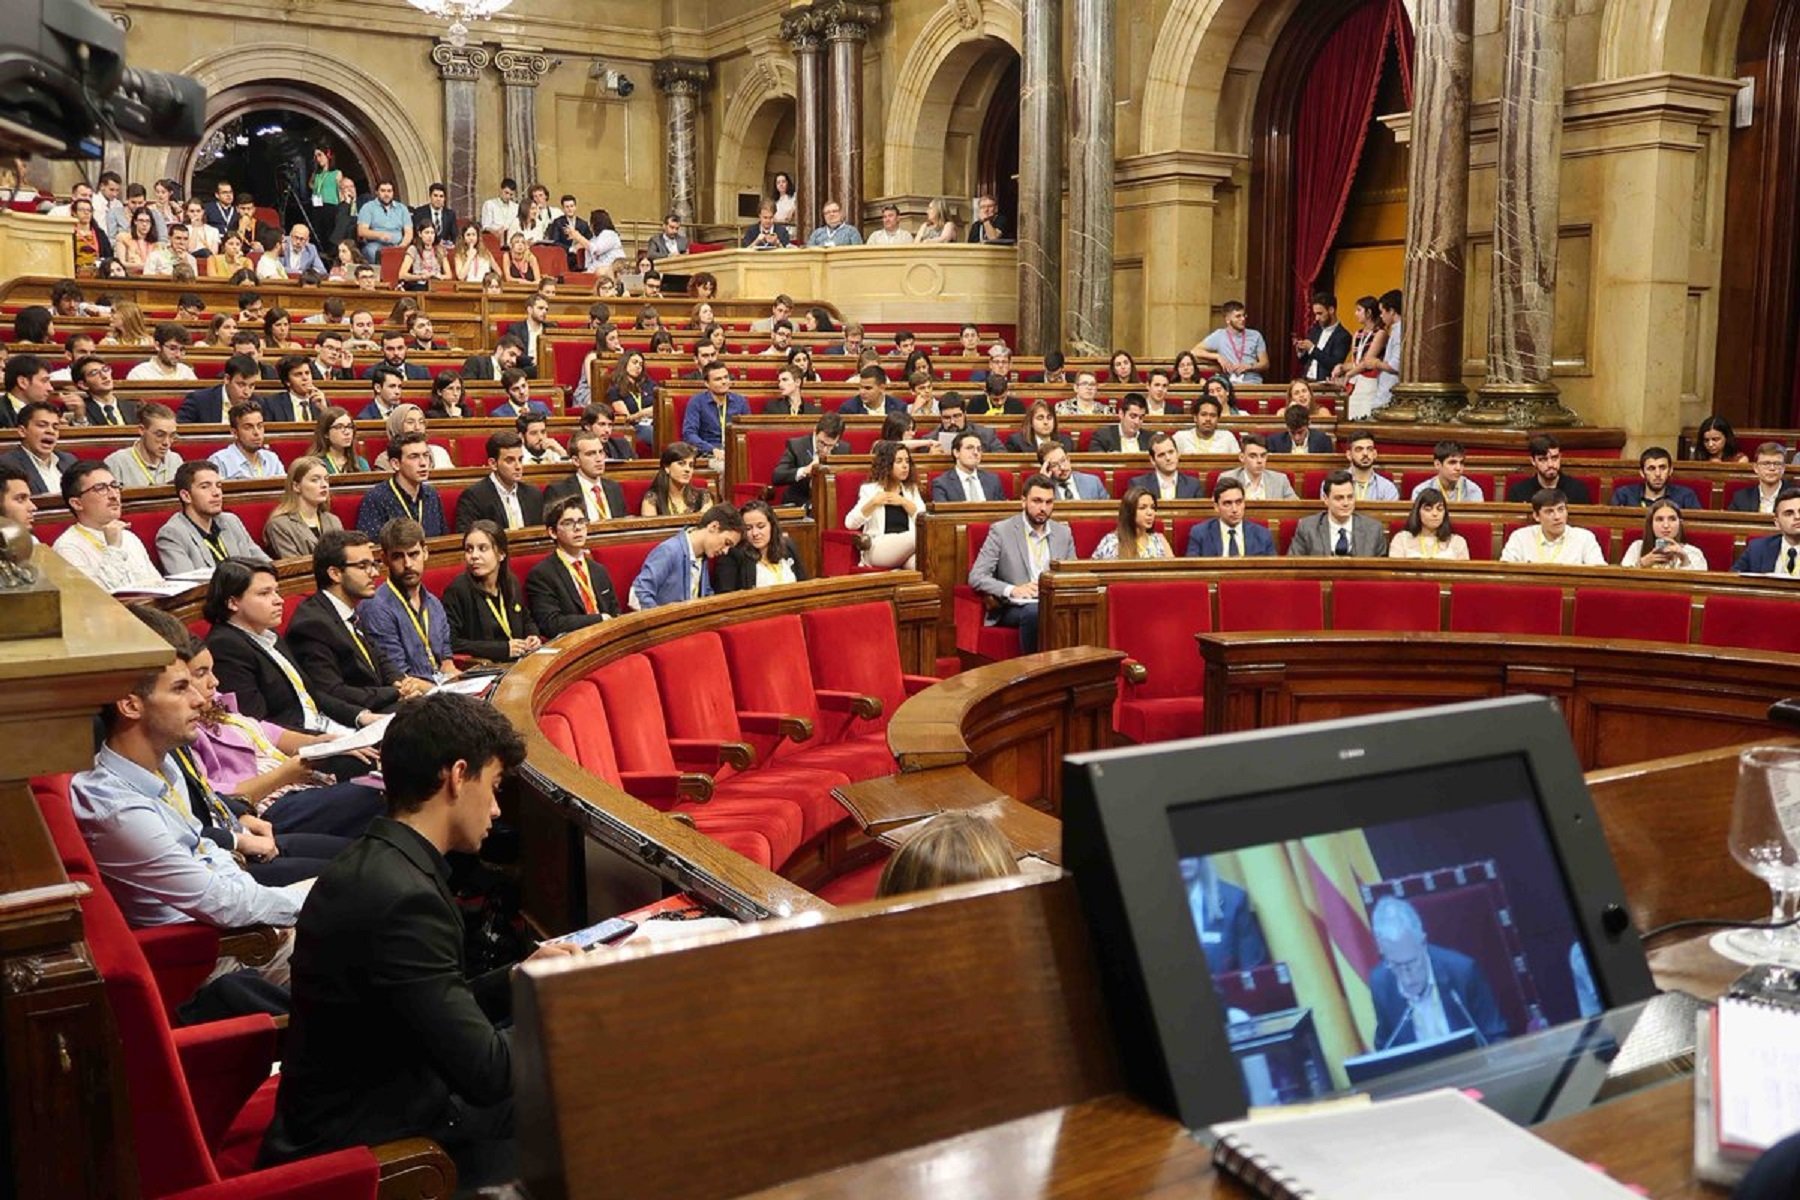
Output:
[0, 0, 205, 158]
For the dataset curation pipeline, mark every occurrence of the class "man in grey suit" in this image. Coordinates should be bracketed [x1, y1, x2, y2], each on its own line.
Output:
[1038, 443, 1107, 501]
[155, 461, 272, 574]
[0, 402, 77, 496]
[1287, 469, 1388, 558]
[1215, 434, 1298, 501]
[966, 474, 1075, 654]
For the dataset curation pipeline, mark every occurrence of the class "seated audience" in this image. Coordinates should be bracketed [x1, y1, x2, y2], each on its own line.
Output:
[1388, 488, 1470, 559]
[1264, 402, 1332, 454]
[1094, 488, 1174, 560]
[264, 455, 344, 560]
[0, 463, 36, 534]
[492, 368, 551, 420]
[309, 406, 371, 475]
[53, 463, 165, 592]
[930, 432, 1007, 502]
[630, 503, 744, 610]
[1609, 446, 1701, 509]
[1130, 432, 1206, 500]
[641, 441, 712, 516]
[1731, 488, 1800, 576]
[1216, 434, 1296, 501]
[1185, 479, 1274, 557]
[935, 392, 1005, 454]
[1007, 400, 1075, 455]
[603, 351, 658, 438]
[1620, 499, 1708, 570]
[772, 413, 845, 513]
[444, 522, 542, 662]
[1173, 396, 1241, 456]
[259, 693, 576, 1187]
[209, 402, 283, 480]
[1089, 393, 1150, 454]
[1727, 442, 1791, 513]
[1504, 434, 1593, 504]
[1693, 414, 1747, 463]
[263, 354, 326, 424]
[425, 372, 468, 420]
[456, 431, 545, 533]
[177, 353, 259, 424]
[772, 366, 819, 416]
[875, 812, 1019, 899]
[358, 519, 460, 683]
[743, 202, 791, 249]
[0, 401, 74, 496]
[715, 500, 808, 592]
[503, 292, 553, 373]
[577, 407, 636, 462]
[287, 530, 425, 720]
[846, 440, 925, 569]
[74, 354, 134, 426]
[1499, 488, 1608, 565]
[156, 461, 271, 573]
[355, 432, 447, 537]
[462, 334, 525, 383]
[1342, 432, 1400, 500]
[1039, 442, 1107, 501]
[1410, 439, 1485, 502]
[1287, 470, 1388, 557]
[967, 475, 1074, 653]
[525, 496, 622, 634]
[124, 323, 197, 382]
[839, 365, 906, 416]
[545, 430, 627, 523]
[518, 413, 569, 465]
[807, 199, 863, 246]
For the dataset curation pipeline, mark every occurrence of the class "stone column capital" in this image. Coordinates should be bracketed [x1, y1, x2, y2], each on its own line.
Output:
[780, 8, 825, 50]
[432, 41, 492, 81]
[494, 47, 561, 87]
[816, 0, 881, 42]
[653, 58, 711, 96]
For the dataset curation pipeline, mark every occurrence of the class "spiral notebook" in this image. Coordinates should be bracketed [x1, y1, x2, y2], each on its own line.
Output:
[1695, 996, 1800, 1184]
[1209, 1088, 1640, 1199]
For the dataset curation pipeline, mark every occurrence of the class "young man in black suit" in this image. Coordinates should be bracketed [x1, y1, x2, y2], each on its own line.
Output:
[456, 431, 545, 534]
[460, 335, 525, 383]
[1294, 291, 1351, 382]
[525, 494, 621, 636]
[411, 181, 457, 245]
[543, 430, 628, 523]
[772, 412, 845, 512]
[177, 354, 259, 424]
[1264, 402, 1334, 455]
[259, 692, 578, 1186]
[286, 530, 433, 719]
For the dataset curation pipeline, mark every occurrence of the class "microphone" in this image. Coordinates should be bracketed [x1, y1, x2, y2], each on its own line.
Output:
[1767, 699, 1800, 730]
[1448, 986, 1489, 1047]
[1378, 1003, 1416, 1051]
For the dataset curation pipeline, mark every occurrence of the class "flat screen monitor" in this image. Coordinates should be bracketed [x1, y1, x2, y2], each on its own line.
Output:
[1062, 695, 1656, 1131]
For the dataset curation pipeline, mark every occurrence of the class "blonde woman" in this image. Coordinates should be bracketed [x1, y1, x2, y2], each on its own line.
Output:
[263, 455, 345, 559]
[875, 812, 1019, 898]
[102, 300, 151, 346]
[373, 404, 454, 472]
[914, 198, 959, 243]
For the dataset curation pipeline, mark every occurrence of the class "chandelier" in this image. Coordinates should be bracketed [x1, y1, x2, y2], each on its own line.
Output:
[406, 0, 513, 47]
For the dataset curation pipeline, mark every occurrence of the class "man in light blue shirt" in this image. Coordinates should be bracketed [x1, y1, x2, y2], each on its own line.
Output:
[629, 505, 743, 610]
[357, 518, 459, 682]
[1339, 433, 1400, 502]
[356, 180, 413, 264]
[1195, 300, 1269, 383]
[806, 200, 864, 248]
[209, 402, 283, 480]
[71, 635, 306, 977]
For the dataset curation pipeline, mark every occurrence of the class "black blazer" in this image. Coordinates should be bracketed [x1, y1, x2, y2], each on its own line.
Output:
[1298, 323, 1352, 380]
[459, 353, 503, 382]
[205, 620, 364, 731]
[177, 383, 229, 425]
[1005, 430, 1075, 455]
[501, 320, 544, 373]
[771, 434, 831, 509]
[441, 571, 539, 662]
[525, 553, 620, 637]
[543, 473, 627, 521]
[713, 538, 809, 593]
[83, 396, 137, 427]
[454, 477, 546, 534]
[1088, 425, 1148, 455]
[284, 591, 402, 716]
[1504, 474, 1594, 505]
[1264, 429, 1335, 455]
[260, 817, 513, 1167]
[412, 204, 458, 243]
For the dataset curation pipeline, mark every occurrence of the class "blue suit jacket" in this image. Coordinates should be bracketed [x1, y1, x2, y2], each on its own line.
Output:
[1129, 470, 1206, 500]
[929, 469, 1007, 503]
[1191, 880, 1269, 976]
[177, 384, 229, 425]
[490, 400, 552, 419]
[1609, 481, 1701, 509]
[1265, 429, 1335, 455]
[1734, 534, 1798, 575]
[837, 393, 910, 416]
[1058, 471, 1108, 501]
[359, 361, 431, 383]
[630, 532, 711, 610]
[1186, 518, 1275, 557]
[681, 392, 750, 453]
[1370, 944, 1509, 1050]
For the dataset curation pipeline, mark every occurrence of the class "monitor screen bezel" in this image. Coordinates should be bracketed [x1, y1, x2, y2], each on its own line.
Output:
[1061, 695, 1657, 1131]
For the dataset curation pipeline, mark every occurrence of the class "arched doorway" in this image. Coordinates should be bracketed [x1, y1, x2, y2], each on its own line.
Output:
[189, 108, 376, 233]
[186, 82, 401, 205]
[976, 58, 1020, 227]
[1715, 0, 1800, 425]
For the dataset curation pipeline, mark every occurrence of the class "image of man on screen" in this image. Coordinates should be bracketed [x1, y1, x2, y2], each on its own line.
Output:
[1369, 896, 1508, 1050]
[1181, 856, 1269, 975]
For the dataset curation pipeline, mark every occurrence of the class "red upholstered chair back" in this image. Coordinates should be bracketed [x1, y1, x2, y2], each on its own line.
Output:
[801, 601, 906, 725]
[422, 561, 462, 601]
[31, 774, 90, 875]
[1570, 587, 1692, 644]
[1700, 595, 1800, 655]
[963, 519, 991, 571]
[591, 538, 658, 595]
[645, 635, 746, 775]
[591, 656, 680, 773]
[541, 678, 623, 782]
[1211, 962, 1299, 1017]
[743, 429, 798, 485]
[1106, 581, 1211, 699]
[719, 615, 824, 764]
[329, 489, 364, 530]
[1671, 476, 1714, 507]
[617, 478, 653, 513]
[1216, 579, 1324, 632]
[1070, 519, 1113, 557]
[1447, 582, 1562, 635]
[1684, 529, 1733, 571]
[549, 339, 590, 388]
[1332, 579, 1441, 632]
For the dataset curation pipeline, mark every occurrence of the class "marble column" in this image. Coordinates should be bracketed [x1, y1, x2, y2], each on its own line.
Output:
[653, 59, 710, 225]
[494, 48, 560, 193]
[1463, 0, 1576, 427]
[1065, 0, 1114, 356]
[782, 9, 827, 240]
[1016, 0, 1065, 356]
[822, 1, 881, 229]
[432, 41, 490, 226]
[1386, 0, 1472, 424]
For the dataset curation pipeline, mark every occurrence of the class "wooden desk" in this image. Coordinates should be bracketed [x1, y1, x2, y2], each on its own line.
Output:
[835, 768, 1065, 865]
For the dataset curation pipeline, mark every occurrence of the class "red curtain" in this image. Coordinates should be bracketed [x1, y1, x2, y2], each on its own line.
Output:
[1289, 0, 1416, 337]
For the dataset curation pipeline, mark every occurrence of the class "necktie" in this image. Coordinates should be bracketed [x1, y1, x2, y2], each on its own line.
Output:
[1227, 527, 1239, 558]
[965, 475, 980, 502]
[691, 557, 703, 599]
[1789, 548, 1797, 577]
[1060, 483, 1073, 500]
[1335, 527, 1350, 556]
[102, 404, 119, 424]
[296, 397, 313, 421]
[567, 559, 597, 614]
[592, 484, 609, 520]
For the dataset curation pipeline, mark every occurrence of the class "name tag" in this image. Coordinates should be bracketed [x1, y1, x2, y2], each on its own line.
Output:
[1200, 931, 1223, 944]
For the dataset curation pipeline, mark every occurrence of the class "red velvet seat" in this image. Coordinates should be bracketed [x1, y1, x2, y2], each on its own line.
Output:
[800, 602, 937, 739]
[952, 523, 1020, 660]
[1684, 529, 1734, 571]
[1332, 579, 1441, 632]
[644, 634, 854, 839]
[1447, 582, 1563, 635]
[1107, 580, 1210, 743]
[1216, 579, 1323, 632]
[1700, 595, 1800, 655]
[1571, 587, 1693, 644]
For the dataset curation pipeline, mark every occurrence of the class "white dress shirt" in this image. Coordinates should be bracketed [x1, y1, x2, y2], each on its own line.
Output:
[490, 472, 524, 529]
[125, 359, 197, 382]
[53, 524, 164, 592]
[1174, 429, 1241, 455]
[1498, 525, 1608, 566]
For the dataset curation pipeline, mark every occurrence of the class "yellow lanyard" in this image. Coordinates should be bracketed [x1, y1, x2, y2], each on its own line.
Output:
[173, 747, 237, 830]
[190, 515, 226, 561]
[242, 450, 265, 478]
[385, 579, 434, 657]
[561, 552, 598, 613]
[1536, 531, 1565, 563]
[220, 712, 283, 760]
[256, 636, 322, 725]
[74, 524, 109, 551]
[1027, 530, 1048, 574]
[389, 479, 422, 523]
[1420, 535, 1441, 560]
[483, 590, 512, 638]
[130, 445, 165, 484]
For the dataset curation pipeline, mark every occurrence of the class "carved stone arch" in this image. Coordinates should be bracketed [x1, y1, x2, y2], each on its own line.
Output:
[127, 47, 438, 202]
[1598, 0, 1750, 79]
[881, 0, 1021, 198]
[714, 54, 797, 224]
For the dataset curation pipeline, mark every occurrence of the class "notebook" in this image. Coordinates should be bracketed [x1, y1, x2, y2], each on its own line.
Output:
[1695, 996, 1800, 1184]
[1209, 1088, 1641, 1199]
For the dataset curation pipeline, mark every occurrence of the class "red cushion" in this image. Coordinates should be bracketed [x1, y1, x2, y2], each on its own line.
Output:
[1685, 529, 1733, 571]
[1700, 595, 1800, 655]
[542, 679, 621, 781]
[1069, 519, 1112, 557]
[1570, 587, 1692, 644]
[719, 616, 896, 781]
[1448, 582, 1563, 635]
[1332, 579, 1441, 632]
[1115, 697, 1209, 744]
[1108, 581, 1211, 699]
[1216, 579, 1323, 632]
[802, 602, 908, 727]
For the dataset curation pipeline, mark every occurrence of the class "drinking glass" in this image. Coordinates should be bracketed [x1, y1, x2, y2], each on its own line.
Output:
[1725, 746, 1800, 963]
